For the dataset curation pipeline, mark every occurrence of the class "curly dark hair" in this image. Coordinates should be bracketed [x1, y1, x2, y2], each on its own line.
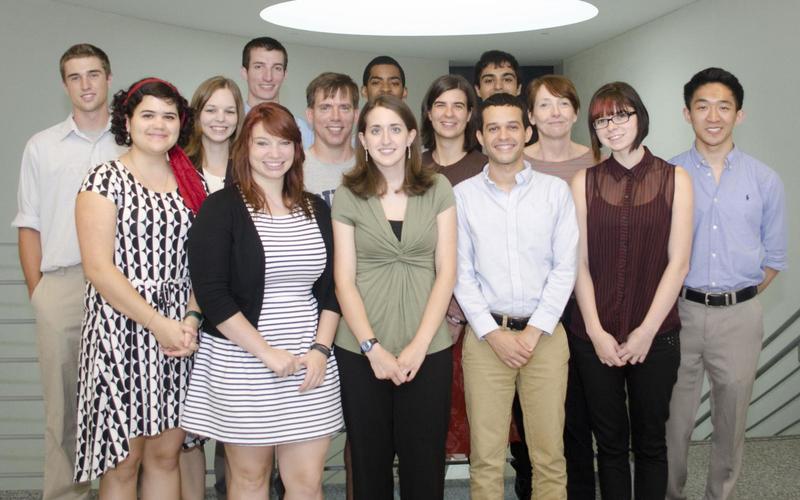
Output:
[111, 78, 194, 147]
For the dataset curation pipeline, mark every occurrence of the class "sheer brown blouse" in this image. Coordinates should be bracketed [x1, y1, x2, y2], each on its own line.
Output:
[569, 148, 680, 343]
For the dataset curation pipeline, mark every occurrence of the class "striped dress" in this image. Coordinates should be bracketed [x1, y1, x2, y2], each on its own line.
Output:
[181, 207, 343, 445]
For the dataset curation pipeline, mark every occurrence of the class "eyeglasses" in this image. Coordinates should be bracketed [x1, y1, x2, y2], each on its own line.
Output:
[592, 110, 637, 130]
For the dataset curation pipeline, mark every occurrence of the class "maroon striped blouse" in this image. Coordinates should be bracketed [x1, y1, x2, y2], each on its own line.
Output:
[569, 147, 680, 343]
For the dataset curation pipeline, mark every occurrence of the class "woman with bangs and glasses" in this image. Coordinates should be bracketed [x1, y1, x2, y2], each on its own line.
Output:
[566, 82, 693, 499]
[181, 102, 343, 499]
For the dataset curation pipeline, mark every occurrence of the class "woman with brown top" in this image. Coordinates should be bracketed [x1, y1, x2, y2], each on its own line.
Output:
[520, 74, 598, 499]
[568, 82, 693, 499]
[420, 74, 486, 459]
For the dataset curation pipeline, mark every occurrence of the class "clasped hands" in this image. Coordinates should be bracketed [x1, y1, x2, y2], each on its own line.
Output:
[258, 345, 328, 392]
[366, 340, 427, 386]
[590, 325, 656, 367]
[152, 314, 199, 358]
[485, 326, 542, 369]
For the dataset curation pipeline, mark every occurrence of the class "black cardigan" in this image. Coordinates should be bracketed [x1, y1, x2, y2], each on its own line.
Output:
[187, 186, 339, 339]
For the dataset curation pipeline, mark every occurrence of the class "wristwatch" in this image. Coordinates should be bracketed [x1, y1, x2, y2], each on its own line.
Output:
[359, 338, 379, 353]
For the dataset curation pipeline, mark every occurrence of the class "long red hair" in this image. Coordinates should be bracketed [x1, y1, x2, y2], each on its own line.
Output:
[230, 102, 309, 217]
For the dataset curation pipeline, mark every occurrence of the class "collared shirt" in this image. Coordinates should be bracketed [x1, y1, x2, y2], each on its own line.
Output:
[12, 115, 125, 272]
[454, 162, 579, 339]
[671, 145, 787, 292]
[244, 102, 314, 148]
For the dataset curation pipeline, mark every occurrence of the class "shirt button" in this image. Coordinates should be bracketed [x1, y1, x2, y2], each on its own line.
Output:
[713, 225, 718, 230]
[713, 198, 718, 203]
[712, 253, 717, 258]
[706, 172, 711, 177]
[712, 281, 716, 286]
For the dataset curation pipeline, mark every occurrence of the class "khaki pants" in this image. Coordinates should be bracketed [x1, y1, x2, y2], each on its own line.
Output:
[463, 323, 569, 500]
[31, 265, 90, 499]
[666, 297, 764, 500]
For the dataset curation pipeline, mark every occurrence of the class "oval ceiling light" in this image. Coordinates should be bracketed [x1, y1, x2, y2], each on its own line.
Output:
[261, 0, 598, 37]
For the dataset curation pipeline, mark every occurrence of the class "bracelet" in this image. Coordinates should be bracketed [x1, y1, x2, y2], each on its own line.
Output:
[310, 342, 332, 358]
[143, 309, 157, 329]
[184, 310, 203, 325]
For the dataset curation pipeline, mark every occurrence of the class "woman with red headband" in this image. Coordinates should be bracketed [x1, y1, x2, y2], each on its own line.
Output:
[73, 78, 207, 497]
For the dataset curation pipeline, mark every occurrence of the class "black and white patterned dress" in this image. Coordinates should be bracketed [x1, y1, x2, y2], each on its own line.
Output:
[180, 207, 343, 445]
[74, 160, 196, 482]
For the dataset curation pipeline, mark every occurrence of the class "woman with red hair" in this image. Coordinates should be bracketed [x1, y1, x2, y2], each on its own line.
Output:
[182, 102, 342, 498]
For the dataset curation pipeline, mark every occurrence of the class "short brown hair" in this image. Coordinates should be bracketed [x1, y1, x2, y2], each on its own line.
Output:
[343, 95, 434, 198]
[59, 43, 111, 82]
[306, 72, 359, 109]
[587, 82, 650, 161]
[526, 75, 580, 113]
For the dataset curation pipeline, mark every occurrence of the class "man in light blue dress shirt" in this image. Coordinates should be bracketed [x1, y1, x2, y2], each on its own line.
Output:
[454, 93, 578, 500]
[665, 68, 787, 500]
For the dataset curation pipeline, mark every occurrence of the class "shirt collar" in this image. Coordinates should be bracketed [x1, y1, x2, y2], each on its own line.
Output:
[606, 146, 652, 182]
[481, 161, 534, 188]
[58, 113, 113, 142]
[689, 143, 741, 171]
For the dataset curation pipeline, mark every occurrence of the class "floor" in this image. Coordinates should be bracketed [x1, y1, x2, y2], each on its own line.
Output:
[2, 436, 799, 499]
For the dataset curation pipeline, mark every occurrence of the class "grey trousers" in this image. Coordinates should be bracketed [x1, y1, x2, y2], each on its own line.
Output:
[31, 265, 91, 499]
[665, 297, 763, 500]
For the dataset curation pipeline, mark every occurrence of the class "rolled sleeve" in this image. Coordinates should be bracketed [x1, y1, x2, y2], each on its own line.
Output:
[12, 139, 41, 230]
[761, 172, 788, 272]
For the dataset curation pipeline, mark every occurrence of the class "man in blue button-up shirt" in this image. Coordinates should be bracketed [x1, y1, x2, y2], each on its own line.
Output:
[665, 68, 787, 500]
[455, 93, 578, 500]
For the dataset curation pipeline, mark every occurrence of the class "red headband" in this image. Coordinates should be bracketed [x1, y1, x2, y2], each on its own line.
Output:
[125, 77, 206, 214]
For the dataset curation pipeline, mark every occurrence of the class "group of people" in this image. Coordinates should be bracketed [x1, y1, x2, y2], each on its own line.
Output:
[14, 35, 786, 500]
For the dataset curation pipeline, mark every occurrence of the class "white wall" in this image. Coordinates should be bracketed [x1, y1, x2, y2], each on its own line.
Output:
[0, 0, 447, 489]
[0, 0, 448, 243]
[564, 0, 800, 437]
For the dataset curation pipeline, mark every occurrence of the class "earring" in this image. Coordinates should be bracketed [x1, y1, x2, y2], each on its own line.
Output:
[365, 149, 369, 163]
[407, 146, 411, 160]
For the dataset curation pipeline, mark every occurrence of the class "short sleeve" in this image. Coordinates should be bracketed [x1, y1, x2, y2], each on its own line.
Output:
[80, 161, 122, 204]
[331, 184, 356, 226]
[433, 174, 456, 214]
[12, 138, 42, 230]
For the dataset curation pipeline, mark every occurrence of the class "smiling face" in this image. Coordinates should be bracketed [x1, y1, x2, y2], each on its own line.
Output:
[307, 88, 357, 148]
[476, 63, 520, 100]
[359, 106, 416, 170]
[594, 107, 638, 154]
[362, 64, 407, 102]
[477, 104, 531, 166]
[248, 121, 295, 185]
[62, 56, 110, 114]
[428, 88, 471, 141]
[127, 95, 180, 156]
[241, 47, 286, 104]
[199, 87, 238, 145]
[684, 82, 743, 151]
[529, 85, 577, 140]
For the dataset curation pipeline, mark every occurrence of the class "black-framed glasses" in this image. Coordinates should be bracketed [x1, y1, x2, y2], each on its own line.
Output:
[592, 110, 637, 130]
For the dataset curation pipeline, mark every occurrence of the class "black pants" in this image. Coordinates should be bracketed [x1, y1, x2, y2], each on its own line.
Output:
[564, 334, 597, 500]
[336, 346, 452, 500]
[569, 330, 680, 500]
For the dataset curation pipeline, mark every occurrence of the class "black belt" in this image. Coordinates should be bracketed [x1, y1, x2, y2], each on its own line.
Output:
[491, 313, 530, 331]
[680, 285, 757, 307]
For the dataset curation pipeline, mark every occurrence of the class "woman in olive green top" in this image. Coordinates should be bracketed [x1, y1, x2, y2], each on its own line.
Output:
[332, 95, 457, 500]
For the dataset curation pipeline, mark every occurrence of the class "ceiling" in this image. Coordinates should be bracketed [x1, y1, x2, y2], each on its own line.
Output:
[58, 0, 697, 65]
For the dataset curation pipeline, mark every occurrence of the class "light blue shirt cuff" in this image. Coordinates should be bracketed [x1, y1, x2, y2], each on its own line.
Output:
[528, 310, 559, 336]
[472, 313, 500, 340]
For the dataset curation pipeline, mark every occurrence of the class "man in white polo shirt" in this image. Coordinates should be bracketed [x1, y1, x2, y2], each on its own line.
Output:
[12, 43, 125, 499]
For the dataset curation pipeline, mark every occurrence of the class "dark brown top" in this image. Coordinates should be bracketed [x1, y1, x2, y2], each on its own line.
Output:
[569, 148, 680, 343]
[422, 149, 487, 187]
[523, 149, 597, 184]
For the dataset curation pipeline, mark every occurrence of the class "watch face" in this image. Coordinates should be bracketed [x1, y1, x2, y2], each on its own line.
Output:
[360, 338, 377, 353]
